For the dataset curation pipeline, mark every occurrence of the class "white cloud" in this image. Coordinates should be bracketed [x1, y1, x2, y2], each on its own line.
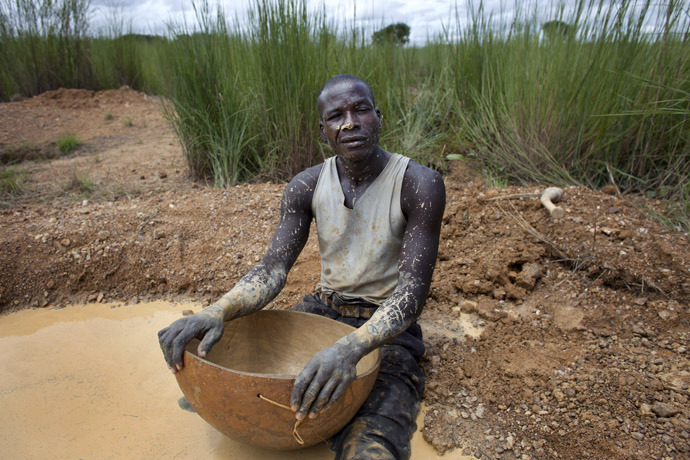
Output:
[86, 0, 671, 43]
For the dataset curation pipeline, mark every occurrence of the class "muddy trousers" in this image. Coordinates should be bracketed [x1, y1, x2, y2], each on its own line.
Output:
[291, 294, 426, 460]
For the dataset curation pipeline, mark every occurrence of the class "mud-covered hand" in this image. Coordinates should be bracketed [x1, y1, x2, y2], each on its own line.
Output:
[290, 341, 363, 420]
[157, 304, 225, 373]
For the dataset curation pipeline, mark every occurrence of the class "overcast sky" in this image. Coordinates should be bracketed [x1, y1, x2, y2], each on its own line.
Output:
[88, 0, 560, 43]
[88, 1, 674, 44]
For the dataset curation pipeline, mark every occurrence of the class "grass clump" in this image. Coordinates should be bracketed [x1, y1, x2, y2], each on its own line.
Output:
[123, 117, 133, 127]
[66, 168, 95, 195]
[104, 112, 114, 121]
[0, 167, 26, 196]
[55, 134, 82, 154]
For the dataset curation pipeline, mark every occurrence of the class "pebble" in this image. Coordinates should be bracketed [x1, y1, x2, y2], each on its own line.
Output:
[182, 309, 194, 316]
[632, 432, 644, 441]
[639, 403, 654, 416]
[475, 405, 485, 419]
[653, 402, 679, 418]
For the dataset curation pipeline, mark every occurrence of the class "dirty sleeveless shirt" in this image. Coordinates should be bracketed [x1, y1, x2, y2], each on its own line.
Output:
[312, 153, 410, 305]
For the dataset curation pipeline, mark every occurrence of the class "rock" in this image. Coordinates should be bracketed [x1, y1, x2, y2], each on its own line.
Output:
[634, 297, 647, 306]
[658, 309, 678, 321]
[60, 238, 71, 247]
[605, 206, 620, 214]
[662, 434, 673, 444]
[563, 387, 576, 397]
[153, 229, 166, 240]
[46, 280, 55, 289]
[158, 172, 167, 179]
[639, 403, 654, 416]
[492, 288, 506, 300]
[96, 292, 104, 303]
[475, 405, 485, 419]
[516, 263, 542, 289]
[652, 402, 679, 418]
[88, 293, 98, 302]
[506, 435, 515, 449]
[631, 432, 644, 441]
[182, 309, 194, 316]
[601, 184, 618, 195]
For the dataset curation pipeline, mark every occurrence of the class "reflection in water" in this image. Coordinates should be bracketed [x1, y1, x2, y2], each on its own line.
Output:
[0, 302, 470, 459]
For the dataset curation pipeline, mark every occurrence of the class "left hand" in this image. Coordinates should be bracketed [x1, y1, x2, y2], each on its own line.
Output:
[290, 342, 362, 420]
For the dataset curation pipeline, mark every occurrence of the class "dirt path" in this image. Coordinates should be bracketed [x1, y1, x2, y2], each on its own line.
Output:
[1, 88, 689, 459]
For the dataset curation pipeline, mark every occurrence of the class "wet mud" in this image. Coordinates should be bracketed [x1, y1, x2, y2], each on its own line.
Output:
[0, 302, 472, 460]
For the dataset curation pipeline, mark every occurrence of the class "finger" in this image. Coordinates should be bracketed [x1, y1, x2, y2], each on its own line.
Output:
[291, 364, 318, 413]
[308, 378, 338, 418]
[158, 329, 177, 370]
[157, 327, 169, 340]
[297, 373, 330, 421]
[321, 378, 350, 414]
[172, 328, 195, 371]
[197, 325, 223, 358]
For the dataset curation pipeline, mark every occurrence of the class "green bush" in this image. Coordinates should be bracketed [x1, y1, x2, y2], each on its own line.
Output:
[55, 134, 82, 154]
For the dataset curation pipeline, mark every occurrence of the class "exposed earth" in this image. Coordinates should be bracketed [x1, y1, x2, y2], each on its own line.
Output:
[1, 88, 689, 459]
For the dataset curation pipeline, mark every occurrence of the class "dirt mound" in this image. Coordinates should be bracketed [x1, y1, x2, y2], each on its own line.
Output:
[1, 89, 689, 459]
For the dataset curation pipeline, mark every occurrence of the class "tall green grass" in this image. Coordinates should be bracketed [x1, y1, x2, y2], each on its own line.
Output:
[449, 0, 689, 198]
[0, 0, 93, 98]
[0, 0, 688, 227]
[159, 0, 453, 183]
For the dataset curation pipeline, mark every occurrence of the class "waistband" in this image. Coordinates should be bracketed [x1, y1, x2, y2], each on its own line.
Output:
[315, 292, 379, 319]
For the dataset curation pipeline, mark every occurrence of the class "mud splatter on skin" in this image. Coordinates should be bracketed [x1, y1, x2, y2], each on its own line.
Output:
[161, 76, 446, 424]
[291, 160, 446, 420]
[158, 166, 321, 372]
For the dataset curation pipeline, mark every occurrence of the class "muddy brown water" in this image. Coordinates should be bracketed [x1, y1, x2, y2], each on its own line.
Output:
[0, 302, 472, 459]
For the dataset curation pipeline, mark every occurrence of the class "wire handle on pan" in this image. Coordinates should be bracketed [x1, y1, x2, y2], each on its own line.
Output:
[257, 394, 304, 445]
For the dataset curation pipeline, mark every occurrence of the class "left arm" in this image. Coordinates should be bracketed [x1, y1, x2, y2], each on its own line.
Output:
[291, 163, 446, 419]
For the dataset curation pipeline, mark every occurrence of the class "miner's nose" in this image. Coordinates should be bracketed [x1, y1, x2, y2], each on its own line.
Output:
[341, 112, 358, 129]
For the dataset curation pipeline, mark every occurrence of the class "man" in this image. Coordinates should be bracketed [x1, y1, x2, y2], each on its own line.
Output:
[158, 74, 445, 459]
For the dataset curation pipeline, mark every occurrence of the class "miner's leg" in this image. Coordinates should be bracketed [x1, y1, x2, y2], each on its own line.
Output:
[331, 344, 425, 460]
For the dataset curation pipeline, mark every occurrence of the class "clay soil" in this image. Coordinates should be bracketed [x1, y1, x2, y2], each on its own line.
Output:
[1, 88, 689, 460]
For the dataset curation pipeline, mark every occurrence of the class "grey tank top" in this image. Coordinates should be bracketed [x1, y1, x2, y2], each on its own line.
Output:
[312, 153, 410, 305]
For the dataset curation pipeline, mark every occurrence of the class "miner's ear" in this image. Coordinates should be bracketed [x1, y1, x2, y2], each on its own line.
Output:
[376, 108, 383, 128]
[319, 121, 328, 143]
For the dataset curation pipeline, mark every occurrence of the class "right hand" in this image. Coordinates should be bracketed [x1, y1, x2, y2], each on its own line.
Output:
[157, 305, 225, 373]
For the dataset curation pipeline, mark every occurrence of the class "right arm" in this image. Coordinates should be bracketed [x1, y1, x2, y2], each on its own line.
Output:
[158, 166, 320, 372]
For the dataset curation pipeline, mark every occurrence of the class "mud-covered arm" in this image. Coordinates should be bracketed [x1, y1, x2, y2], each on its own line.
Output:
[158, 166, 320, 372]
[291, 163, 445, 419]
[213, 167, 320, 321]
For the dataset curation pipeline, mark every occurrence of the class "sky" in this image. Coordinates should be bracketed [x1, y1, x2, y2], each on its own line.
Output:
[88, 0, 561, 43]
[88, 0, 674, 44]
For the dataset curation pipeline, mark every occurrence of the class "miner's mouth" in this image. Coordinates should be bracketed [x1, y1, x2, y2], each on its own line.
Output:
[340, 137, 367, 145]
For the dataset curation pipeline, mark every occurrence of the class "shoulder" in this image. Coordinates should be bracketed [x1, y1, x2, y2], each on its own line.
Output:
[401, 160, 446, 219]
[281, 163, 324, 212]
